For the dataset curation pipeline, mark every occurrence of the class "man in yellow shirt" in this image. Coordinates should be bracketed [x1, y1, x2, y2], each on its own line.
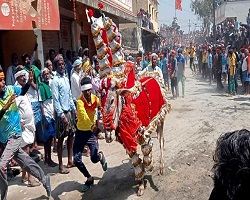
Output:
[228, 50, 236, 95]
[73, 77, 107, 192]
[188, 42, 195, 72]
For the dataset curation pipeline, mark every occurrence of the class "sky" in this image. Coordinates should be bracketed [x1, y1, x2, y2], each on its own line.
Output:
[158, 0, 203, 33]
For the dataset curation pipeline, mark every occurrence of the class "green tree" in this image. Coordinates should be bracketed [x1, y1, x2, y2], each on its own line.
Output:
[190, 0, 213, 37]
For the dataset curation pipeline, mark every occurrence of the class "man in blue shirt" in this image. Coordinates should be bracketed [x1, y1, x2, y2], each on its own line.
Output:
[162, 52, 169, 90]
[176, 49, 185, 97]
[0, 69, 51, 199]
[51, 54, 77, 174]
[208, 49, 213, 85]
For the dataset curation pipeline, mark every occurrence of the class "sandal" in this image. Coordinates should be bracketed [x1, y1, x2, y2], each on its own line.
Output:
[59, 167, 70, 174]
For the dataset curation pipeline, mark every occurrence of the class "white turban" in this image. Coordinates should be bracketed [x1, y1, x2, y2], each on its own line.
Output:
[14, 69, 28, 80]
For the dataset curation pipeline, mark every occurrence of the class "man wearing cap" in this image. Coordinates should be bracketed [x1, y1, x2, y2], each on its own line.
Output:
[51, 54, 77, 174]
[0, 68, 51, 199]
[71, 59, 83, 104]
[73, 77, 107, 192]
[22, 53, 44, 149]
[14, 65, 40, 187]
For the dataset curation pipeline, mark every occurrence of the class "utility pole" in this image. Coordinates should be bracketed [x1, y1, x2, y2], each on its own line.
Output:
[188, 19, 191, 41]
[213, 0, 216, 44]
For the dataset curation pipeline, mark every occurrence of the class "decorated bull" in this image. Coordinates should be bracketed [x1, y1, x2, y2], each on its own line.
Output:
[87, 2, 171, 196]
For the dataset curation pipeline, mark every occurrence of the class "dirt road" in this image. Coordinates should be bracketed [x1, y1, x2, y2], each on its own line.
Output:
[7, 68, 250, 200]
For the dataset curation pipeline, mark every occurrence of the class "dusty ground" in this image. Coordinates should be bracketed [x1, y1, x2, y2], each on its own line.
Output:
[7, 67, 250, 200]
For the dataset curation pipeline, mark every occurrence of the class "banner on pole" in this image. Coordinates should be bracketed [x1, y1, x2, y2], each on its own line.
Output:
[175, 0, 182, 11]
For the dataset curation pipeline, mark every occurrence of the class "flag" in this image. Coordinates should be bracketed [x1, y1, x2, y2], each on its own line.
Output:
[176, 0, 182, 11]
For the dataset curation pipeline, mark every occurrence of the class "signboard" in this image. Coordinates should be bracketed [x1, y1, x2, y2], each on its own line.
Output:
[0, 0, 60, 30]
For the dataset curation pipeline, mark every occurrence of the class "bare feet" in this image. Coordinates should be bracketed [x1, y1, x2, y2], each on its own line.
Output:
[66, 163, 75, 168]
[59, 167, 70, 174]
[28, 180, 41, 187]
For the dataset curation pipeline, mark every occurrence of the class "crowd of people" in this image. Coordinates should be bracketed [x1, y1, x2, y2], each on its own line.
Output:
[209, 17, 249, 49]
[133, 48, 186, 99]
[189, 41, 250, 96]
[0, 44, 109, 199]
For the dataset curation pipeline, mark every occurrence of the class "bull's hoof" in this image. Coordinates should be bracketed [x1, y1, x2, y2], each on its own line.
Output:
[105, 132, 115, 143]
[137, 181, 145, 196]
[105, 138, 113, 143]
[137, 187, 144, 196]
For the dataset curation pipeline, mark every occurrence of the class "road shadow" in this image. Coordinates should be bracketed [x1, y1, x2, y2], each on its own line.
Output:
[230, 96, 250, 102]
[51, 180, 82, 200]
[211, 94, 228, 97]
[81, 162, 159, 200]
[221, 105, 250, 114]
[192, 87, 227, 95]
[239, 102, 250, 106]
[31, 195, 48, 200]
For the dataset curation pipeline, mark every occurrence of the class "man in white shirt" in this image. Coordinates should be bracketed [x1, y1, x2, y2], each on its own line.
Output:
[15, 65, 40, 187]
[22, 53, 43, 150]
[143, 53, 163, 80]
[71, 59, 82, 104]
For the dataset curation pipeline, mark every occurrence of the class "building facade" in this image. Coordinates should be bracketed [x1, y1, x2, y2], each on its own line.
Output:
[0, 0, 136, 72]
[120, 0, 160, 55]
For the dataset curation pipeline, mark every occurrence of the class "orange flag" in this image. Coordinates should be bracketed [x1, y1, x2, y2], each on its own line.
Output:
[176, 0, 182, 11]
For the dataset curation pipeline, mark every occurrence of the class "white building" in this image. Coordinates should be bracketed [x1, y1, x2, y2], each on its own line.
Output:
[215, 0, 250, 25]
